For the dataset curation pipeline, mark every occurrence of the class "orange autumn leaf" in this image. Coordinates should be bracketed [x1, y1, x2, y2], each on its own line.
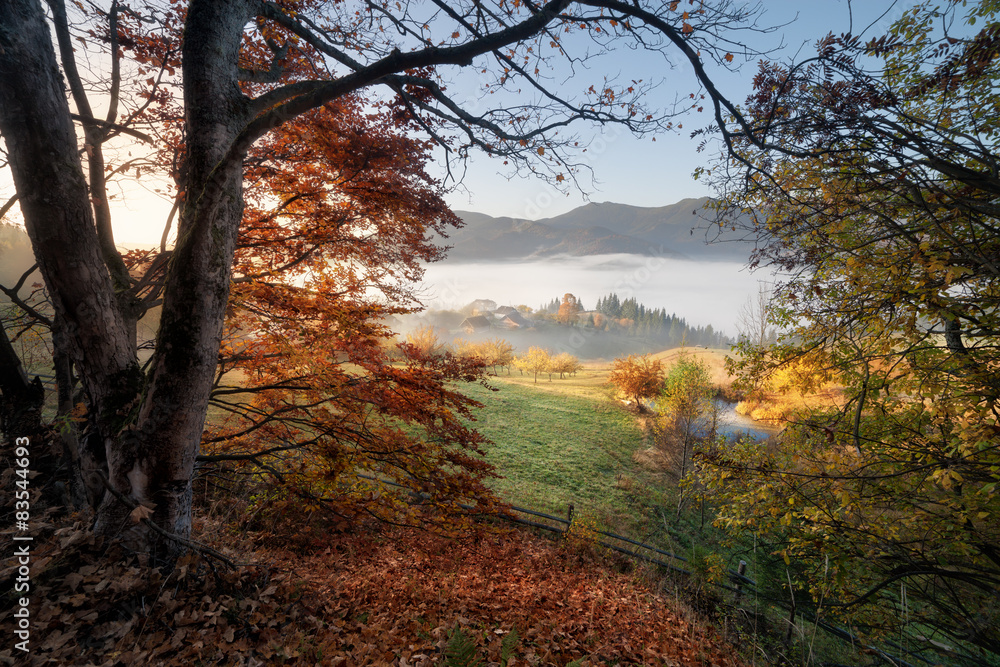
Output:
[130, 504, 156, 524]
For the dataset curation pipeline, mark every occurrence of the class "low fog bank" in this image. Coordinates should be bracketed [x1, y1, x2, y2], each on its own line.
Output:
[435, 326, 712, 361]
[415, 254, 772, 335]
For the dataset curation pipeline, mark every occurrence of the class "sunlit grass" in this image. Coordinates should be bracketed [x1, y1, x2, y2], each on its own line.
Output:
[496, 346, 734, 400]
[460, 376, 682, 540]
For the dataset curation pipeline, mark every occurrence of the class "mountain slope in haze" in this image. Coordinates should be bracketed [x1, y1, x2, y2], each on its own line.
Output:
[0, 225, 160, 345]
[0, 223, 40, 288]
[444, 196, 754, 262]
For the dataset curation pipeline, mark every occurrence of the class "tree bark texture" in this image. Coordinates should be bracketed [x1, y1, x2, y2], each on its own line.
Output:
[94, 0, 256, 554]
[0, 0, 252, 561]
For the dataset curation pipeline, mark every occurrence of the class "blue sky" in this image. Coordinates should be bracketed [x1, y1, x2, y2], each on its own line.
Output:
[441, 0, 917, 221]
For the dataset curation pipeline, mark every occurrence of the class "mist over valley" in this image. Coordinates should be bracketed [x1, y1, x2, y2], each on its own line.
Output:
[417, 254, 767, 340]
[411, 196, 768, 345]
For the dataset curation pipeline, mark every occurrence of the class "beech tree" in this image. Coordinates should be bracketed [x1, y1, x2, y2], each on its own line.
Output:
[0, 0, 767, 562]
[698, 0, 1000, 657]
[201, 95, 505, 531]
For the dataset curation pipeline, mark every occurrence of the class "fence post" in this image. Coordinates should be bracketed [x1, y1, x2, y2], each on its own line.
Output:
[734, 560, 747, 603]
[566, 503, 575, 533]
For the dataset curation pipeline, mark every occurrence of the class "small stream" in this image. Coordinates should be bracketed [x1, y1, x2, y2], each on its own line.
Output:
[708, 399, 778, 441]
[648, 398, 778, 441]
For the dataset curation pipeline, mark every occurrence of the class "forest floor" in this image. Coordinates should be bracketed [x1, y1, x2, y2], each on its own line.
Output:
[0, 506, 748, 667]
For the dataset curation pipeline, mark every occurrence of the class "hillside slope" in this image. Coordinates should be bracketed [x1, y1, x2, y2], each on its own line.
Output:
[444, 198, 753, 261]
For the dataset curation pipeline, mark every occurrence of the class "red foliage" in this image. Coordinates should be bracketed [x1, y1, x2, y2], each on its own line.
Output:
[200, 90, 502, 527]
[104, 3, 500, 529]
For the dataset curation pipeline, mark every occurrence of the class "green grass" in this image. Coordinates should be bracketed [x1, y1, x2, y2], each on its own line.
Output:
[459, 375, 877, 666]
[460, 377, 672, 537]
[460, 373, 783, 603]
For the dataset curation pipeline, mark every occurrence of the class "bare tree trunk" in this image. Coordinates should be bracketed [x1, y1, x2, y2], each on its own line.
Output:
[90, 0, 253, 560]
[0, 1, 142, 424]
[0, 0, 252, 562]
[0, 0, 146, 544]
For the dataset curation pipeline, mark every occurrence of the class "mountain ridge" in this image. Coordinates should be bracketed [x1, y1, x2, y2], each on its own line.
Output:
[444, 196, 753, 261]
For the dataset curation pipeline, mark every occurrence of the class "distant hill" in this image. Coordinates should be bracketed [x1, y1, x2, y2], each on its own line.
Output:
[444, 197, 754, 262]
[0, 223, 40, 289]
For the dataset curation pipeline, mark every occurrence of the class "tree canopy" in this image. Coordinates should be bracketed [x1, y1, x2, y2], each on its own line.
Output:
[698, 0, 1000, 657]
[608, 353, 664, 410]
[515, 346, 553, 384]
[659, 353, 712, 479]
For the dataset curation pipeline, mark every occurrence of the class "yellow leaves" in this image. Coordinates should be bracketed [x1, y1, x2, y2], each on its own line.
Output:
[932, 467, 964, 490]
[536, 146, 545, 155]
[942, 264, 972, 285]
[608, 354, 665, 404]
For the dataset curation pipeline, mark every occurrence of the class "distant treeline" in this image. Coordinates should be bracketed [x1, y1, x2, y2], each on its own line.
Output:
[539, 293, 731, 349]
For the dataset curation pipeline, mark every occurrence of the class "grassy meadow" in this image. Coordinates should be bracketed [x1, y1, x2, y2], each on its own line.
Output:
[461, 351, 872, 665]
[460, 348, 737, 541]
[459, 377, 659, 531]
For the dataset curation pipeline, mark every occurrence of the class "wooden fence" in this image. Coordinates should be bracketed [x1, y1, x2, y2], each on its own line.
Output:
[499, 503, 948, 667]
[348, 472, 950, 666]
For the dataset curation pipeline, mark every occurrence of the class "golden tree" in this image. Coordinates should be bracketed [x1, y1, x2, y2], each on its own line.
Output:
[515, 347, 552, 384]
[608, 354, 664, 412]
[699, 1, 1000, 656]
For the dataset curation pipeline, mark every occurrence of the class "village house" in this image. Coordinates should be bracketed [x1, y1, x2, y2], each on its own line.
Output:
[459, 315, 492, 334]
[497, 310, 530, 330]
